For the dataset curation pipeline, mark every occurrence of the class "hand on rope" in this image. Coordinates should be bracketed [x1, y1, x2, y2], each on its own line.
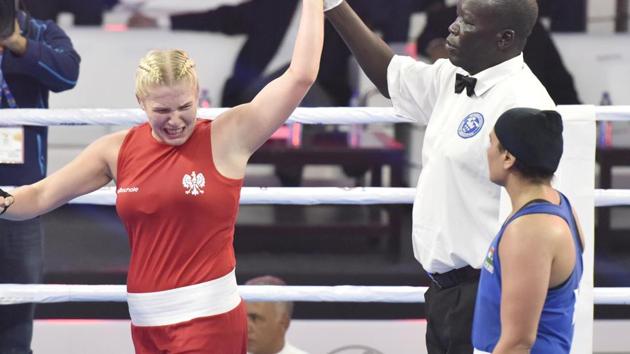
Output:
[0, 188, 14, 216]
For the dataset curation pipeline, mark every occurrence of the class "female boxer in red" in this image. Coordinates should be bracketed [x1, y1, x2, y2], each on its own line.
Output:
[0, 0, 323, 352]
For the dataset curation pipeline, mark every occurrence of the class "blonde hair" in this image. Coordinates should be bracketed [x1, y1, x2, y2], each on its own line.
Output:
[135, 49, 198, 99]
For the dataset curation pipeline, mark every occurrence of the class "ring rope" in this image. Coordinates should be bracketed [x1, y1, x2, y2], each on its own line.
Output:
[0, 284, 627, 305]
[0, 107, 413, 126]
[0, 105, 628, 126]
[592, 105, 630, 122]
[2, 187, 628, 207]
[0, 107, 627, 317]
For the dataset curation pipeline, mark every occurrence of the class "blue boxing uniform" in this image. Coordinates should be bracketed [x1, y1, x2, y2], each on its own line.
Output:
[472, 192, 584, 353]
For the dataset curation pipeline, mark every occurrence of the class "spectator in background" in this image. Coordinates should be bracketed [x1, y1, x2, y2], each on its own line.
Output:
[0, 0, 80, 352]
[22, 0, 117, 26]
[538, 0, 586, 32]
[318, 0, 417, 106]
[128, 0, 300, 107]
[246, 276, 308, 354]
[129, 0, 419, 108]
[416, 1, 581, 104]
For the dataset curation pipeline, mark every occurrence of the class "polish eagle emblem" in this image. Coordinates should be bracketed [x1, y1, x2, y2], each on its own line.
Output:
[182, 171, 205, 195]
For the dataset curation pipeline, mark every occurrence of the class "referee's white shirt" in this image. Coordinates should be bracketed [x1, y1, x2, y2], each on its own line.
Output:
[277, 342, 308, 354]
[387, 54, 555, 274]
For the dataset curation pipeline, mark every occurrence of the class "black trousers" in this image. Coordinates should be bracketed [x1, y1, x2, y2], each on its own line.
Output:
[0, 218, 44, 354]
[425, 279, 479, 354]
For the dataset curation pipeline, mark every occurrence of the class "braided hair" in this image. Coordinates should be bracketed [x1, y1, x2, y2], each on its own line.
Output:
[135, 49, 198, 99]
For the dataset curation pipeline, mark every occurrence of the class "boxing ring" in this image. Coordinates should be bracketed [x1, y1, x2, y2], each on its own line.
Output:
[1, 105, 630, 353]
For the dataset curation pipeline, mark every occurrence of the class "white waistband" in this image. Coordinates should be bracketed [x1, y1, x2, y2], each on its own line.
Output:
[474, 349, 491, 354]
[127, 269, 241, 327]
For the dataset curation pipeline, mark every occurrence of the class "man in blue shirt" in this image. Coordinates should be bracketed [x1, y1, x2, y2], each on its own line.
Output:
[0, 1, 80, 352]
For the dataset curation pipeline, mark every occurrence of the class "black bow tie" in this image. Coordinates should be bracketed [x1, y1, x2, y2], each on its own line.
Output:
[455, 73, 477, 97]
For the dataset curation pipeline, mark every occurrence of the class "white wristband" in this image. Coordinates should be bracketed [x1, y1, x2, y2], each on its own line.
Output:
[323, 0, 343, 12]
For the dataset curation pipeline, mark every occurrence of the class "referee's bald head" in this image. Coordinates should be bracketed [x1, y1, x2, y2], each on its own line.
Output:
[488, 0, 539, 48]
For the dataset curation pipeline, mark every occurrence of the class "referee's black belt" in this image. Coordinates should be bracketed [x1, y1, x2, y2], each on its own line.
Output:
[428, 265, 480, 289]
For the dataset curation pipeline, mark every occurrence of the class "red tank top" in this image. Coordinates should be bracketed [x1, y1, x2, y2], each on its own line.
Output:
[116, 120, 242, 293]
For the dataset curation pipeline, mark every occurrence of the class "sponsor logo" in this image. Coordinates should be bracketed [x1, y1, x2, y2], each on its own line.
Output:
[457, 112, 484, 139]
[117, 186, 139, 194]
[183, 171, 205, 196]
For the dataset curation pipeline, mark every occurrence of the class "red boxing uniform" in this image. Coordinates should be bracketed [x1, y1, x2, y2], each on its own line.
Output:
[116, 120, 246, 353]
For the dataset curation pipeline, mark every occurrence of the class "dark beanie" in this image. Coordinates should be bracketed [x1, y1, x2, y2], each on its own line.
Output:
[494, 107, 564, 174]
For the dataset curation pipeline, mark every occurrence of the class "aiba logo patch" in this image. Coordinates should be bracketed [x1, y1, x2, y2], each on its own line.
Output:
[457, 112, 484, 139]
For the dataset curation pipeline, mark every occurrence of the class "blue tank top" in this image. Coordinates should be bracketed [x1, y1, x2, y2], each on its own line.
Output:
[472, 192, 583, 353]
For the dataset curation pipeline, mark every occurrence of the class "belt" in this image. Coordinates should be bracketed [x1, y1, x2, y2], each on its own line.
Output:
[428, 265, 480, 289]
[127, 269, 241, 327]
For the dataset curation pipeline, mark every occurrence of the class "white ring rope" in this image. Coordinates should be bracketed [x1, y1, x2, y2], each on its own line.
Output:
[0, 107, 414, 126]
[72, 187, 416, 206]
[2, 187, 628, 207]
[0, 284, 627, 305]
[594, 189, 630, 207]
[0, 106, 628, 313]
[593, 105, 630, 122]
[0, 105, 628, 126]
[68, 187, 630, 207]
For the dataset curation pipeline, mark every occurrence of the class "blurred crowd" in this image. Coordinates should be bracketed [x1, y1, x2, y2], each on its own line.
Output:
[21, 0, 585, 107]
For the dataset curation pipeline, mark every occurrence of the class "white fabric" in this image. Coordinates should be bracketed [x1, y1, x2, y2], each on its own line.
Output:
[277, 342, 309, 354]
[323, 0, 343, 12]
[473, 349, 491, 354]
[127, 269, 241, 327]
[387, 54, 555, 273]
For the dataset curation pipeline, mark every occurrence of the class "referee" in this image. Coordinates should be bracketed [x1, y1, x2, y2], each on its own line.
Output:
[324, 0, 555, 352]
